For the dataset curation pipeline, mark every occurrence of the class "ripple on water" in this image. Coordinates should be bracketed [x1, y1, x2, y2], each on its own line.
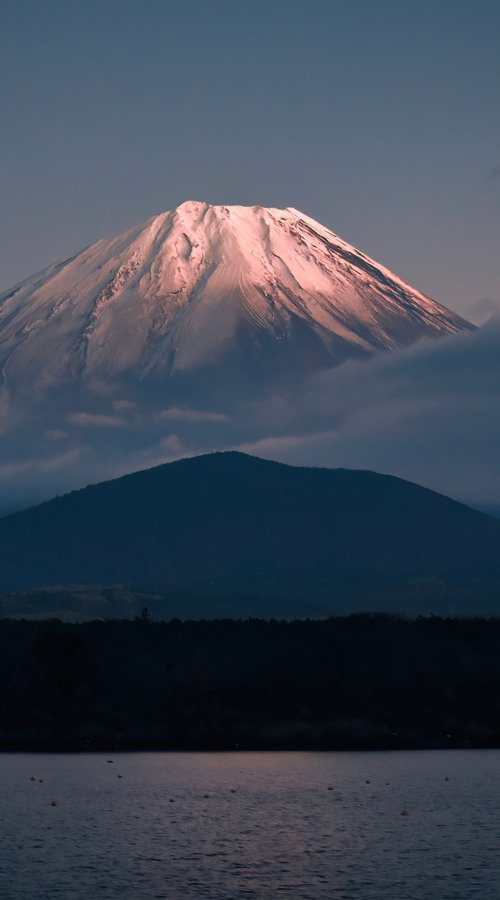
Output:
[0, 750, 500, 899]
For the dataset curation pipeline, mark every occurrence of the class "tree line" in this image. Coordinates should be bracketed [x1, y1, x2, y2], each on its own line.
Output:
[1, 614, 500, 750]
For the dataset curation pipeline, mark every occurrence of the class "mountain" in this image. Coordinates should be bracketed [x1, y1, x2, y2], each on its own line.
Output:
[0, 202, 475, 512]
[0, 202, 472, 391]
[0, 452, 499, 616]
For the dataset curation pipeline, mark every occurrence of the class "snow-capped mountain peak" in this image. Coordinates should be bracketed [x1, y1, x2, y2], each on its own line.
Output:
[0, 202, 472, 390]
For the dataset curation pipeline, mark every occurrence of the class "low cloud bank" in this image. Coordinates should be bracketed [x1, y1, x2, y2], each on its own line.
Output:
[0, 321, 498, 512]
[241, 319, 500, 507]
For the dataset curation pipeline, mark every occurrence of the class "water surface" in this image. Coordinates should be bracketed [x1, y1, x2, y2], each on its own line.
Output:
[1, 750, 499, 898]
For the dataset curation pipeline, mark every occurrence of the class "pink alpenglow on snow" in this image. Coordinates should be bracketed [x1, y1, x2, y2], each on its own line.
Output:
[0, 202, 472, 391]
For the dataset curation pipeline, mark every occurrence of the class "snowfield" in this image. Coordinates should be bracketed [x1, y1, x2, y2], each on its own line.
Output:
[0, 201, 472, 391]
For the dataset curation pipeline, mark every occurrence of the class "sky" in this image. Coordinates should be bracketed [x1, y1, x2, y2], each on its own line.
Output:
[0, 0, 499, 515]
[1, 0, 499, 321]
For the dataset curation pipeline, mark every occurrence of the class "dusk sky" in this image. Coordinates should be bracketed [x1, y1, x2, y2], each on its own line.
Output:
[1, 0, 499, 320]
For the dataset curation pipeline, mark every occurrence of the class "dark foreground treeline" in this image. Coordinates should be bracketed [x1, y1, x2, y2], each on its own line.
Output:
[1, 615, 500, 751]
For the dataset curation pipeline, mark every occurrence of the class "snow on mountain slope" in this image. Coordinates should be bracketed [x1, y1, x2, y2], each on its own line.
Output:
[0, 202, 479, 511]
[0, 201, 472, 391]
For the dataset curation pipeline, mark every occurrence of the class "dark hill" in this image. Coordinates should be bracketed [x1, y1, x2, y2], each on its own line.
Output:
[0, 452, 499, 614]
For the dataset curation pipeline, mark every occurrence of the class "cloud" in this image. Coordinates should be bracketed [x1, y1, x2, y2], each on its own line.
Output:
[0, 391, 25, 436]
[45, 428, 69, 442]
[0, 446, 89, 514]
[0, 459, 35, 479]
[0, 447, 86, 480]
[467, 297, 500, 324]
[0, 324, 499, 512]
[235, 429, 338, 459]
[85, 379, 121, 397]
[68, 412, 126, 428]
[111, 433, 191, 477]
[39, 448, 88, 473]
[113, 399, 137, 412]
[238, 324, 500, 506]
[156, 407, 229, 423]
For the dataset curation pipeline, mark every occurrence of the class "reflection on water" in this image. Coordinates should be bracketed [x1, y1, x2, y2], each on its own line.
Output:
[1, 750, 499, 899]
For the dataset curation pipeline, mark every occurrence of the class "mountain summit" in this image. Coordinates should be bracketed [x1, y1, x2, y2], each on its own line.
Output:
[0, 203, 476, 509]
[0, 202, 472, 390]
[0, 451, 499, 616]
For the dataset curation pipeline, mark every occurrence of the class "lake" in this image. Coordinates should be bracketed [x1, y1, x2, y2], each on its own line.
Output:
[1, 750, 499, 898]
